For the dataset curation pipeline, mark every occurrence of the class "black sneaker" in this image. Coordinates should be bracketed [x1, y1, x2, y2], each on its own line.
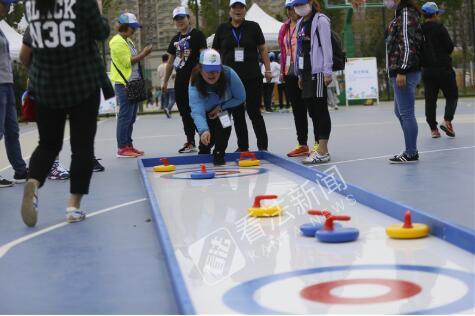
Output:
[93, 158, 105, 172]
[389, 153, 419, 164]
[14, 169, 28, 183]
[0, 176, 14, 188]
[178, 143, 198, 154]
[213, 153, 226, 166]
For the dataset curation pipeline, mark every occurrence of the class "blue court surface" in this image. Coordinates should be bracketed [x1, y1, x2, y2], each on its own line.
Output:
[0, 99, 474, 314]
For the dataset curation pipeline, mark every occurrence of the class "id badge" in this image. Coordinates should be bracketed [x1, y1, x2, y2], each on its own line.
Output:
[218, 111, 232, 128]
[173, 57, 182, 68]
[298, 56, 304, 70]
[286, 55, 291, 67]
[234, 48, 244, 62]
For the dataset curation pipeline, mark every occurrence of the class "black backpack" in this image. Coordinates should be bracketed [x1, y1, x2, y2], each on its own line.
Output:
[315, 15, 346, 71]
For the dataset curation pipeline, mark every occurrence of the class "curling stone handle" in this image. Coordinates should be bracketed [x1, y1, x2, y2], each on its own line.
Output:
[160, 158, 169, 166]
[324, 215, 351, 231]
[200, 164, 207, 173]
[403, 210, 413, 229]
[253, 195, 278, 208]
[240, 152, 257, 161]
[307, 210, 332, 218]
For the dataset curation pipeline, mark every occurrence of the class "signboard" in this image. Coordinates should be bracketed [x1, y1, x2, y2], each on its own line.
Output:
[344, 57, 379, 105]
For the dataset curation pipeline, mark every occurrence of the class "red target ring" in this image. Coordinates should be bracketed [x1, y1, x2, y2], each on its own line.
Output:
[300, 278, 421, 304]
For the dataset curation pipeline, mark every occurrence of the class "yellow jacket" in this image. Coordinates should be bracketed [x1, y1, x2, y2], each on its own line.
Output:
[109, 34, 135, 85]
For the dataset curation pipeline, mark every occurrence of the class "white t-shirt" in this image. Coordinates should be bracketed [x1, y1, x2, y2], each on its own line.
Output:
[157, 63, 176, 89]
[261, 62, 281, 83]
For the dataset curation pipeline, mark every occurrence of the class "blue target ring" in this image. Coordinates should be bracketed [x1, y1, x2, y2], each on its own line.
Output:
[161, 167, 267, 180]
[222, 264, 475, 314]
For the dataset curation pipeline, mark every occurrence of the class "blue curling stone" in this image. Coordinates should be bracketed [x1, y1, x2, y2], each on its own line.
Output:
[300, 223, 341, 237]
[315, 227, 359, 243]
[191, 170, 215, 179]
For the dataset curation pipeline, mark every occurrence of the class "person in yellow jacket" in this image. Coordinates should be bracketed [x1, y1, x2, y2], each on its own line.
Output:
[109, 13, 152, 158]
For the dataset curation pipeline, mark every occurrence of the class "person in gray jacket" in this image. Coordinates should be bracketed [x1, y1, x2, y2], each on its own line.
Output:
[0, 0, 28, 188]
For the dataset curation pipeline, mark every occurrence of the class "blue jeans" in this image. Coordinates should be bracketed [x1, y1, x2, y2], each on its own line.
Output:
[391, 72, 421, 156]
[115, 84, 138, 148]
[0, 84, 27, 173]
[161, 88, 175, 111]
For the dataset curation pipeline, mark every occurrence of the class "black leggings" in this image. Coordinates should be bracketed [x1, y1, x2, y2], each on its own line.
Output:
[263, 82, 275, 110]
[29, 90, 100, 194]
[422, 67, 458, 130]
[175, 80, 197, 145]
[231, 78, 268, 151]
[198, 114, 232, 156]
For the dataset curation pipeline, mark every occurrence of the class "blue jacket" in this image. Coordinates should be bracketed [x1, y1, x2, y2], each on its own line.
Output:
[189, 66, 246, 134]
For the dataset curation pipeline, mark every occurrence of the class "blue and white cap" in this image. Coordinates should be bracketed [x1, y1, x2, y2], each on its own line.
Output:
[285, 0, 294, 8]
[230, 0, 246, 7]
[173, 6, 189, 19]
[199, 49, 222, 73]
[421, 2, 444, 15]
[118, 13, 141, 29]
[292, 0, 309, 6]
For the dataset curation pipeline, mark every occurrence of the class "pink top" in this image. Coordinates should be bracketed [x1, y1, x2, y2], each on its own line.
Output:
[278, 19, 298, 77]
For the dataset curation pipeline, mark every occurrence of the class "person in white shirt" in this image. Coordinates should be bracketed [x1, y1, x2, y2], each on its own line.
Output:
[157, 54, 176, 118]
[261, 52, 280, 112]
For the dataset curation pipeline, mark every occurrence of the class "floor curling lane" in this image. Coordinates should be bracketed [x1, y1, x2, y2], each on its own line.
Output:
[141, 157, 475, 314]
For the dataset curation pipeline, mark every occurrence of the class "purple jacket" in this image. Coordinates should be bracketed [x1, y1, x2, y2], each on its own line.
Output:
[294, 12, 333, 76]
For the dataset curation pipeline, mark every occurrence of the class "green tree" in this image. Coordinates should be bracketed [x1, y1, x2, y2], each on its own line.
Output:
[5, 2, 24, 29]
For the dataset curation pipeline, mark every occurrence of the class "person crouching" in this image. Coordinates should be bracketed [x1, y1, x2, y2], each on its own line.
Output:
[189, 49, 246, 165]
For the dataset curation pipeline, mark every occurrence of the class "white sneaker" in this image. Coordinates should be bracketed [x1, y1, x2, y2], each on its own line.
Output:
[303, 146, 331, 164]
[66, 207, 87, 223]
[21, 181, 39, 227]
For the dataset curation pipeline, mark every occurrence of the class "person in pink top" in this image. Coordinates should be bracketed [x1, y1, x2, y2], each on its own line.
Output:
[278, 0, 310, 157]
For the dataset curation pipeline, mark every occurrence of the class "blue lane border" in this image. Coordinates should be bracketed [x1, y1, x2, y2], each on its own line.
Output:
[138, 151, 475, 314]
[138, 159, 195, 314]
[222, 264, 475, 314]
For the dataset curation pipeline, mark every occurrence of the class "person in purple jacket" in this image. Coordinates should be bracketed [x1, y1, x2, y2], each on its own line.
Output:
[293, 0, 333, 164]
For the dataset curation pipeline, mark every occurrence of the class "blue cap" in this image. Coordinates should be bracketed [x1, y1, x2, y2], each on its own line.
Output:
[118, 13, 142, 29]
[421, 2, 444, 15]
[269, 52, 275, 61]
[0, 0, 18, 4]
[285, 0, 293, 8]
[292, 0, 309, 6]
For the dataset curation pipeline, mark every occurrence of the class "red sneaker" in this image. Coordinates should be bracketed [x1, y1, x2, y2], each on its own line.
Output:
[287, 145, 310, 157]
[431, 128, 441, 138]
[128, 145, 144, 156]
[117, 147, 139, 158]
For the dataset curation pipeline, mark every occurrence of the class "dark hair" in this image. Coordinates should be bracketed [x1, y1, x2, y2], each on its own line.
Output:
[422, 12, 436, 19]
[190, 65, 227, 98]
[310, 0, 321, 13]
[400, 0, 422, 15]
[162, 54, 169, 62]
[37, 0, 56, 16]
[118, 23, 130, 33]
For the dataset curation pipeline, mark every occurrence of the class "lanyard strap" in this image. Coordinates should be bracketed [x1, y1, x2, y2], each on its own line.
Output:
[232, 28, 242, 47]
[286, 25, 296, 62]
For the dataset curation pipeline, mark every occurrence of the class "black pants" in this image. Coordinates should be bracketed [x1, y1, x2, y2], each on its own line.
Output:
[29, 90, 100, 194]
[263, 82, 275, 110]
[198, 115, 232, 156]
[232, 78, 268, 151]
[285, 75, 310, 145]
[306, 95, 331, 140]
[422, 67, 458, 130]
[175, 80, 197, 145]
[277, 82, 289, 109]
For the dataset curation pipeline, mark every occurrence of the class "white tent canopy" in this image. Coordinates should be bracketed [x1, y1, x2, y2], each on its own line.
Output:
[0, 20, 22, 62]
[206, 3, 283, 48]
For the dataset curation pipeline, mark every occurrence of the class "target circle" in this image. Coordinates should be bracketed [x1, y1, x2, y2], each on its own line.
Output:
[160, 167, 266, 179]
[300, 278, 422, 304]
[222, 264, 475, 314]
